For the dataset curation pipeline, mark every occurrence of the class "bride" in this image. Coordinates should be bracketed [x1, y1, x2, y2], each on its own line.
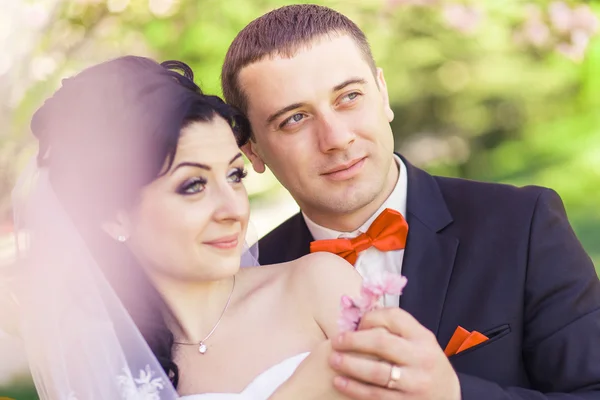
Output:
[2, 56, 370, 399]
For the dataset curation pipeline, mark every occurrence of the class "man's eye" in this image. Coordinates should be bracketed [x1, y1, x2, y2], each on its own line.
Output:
[280, 113, 305, 128]
[340, 92, 360, 103]
[177, 177, 206, 195]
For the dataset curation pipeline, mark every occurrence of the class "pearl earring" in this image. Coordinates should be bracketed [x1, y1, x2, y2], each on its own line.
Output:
[117, 235, 127, 243]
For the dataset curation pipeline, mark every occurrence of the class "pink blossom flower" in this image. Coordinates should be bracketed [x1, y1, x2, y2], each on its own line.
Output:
[525, 21, 551, 47]
[515, 6, 551, 47]
[338, 272, 408, 332]
[515, 2, 598, 61]
[339, 296, 362, 332]
[557, 30, 591, 61]
[548, 3, 597, 61]
[572, 5, 599, 35]
[442, 4, 484, 35]
[549, 1, 573, 34]
[549, 2, 598, 36]
[362, 272, 408, 298]
[387, 0, 439, 9]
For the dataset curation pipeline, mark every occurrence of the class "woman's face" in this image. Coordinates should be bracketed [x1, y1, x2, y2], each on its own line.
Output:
[121, 117, 250, 282]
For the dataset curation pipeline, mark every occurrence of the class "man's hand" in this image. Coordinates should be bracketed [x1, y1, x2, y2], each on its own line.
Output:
[329, 307, 461, 400]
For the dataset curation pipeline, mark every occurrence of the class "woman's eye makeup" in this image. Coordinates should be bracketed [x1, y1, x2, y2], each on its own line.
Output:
[176, 167, 247, 195]
[177, 177, 207, 195]
[228, 167, 248, 183]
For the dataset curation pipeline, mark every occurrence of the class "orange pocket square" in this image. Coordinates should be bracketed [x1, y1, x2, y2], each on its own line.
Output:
[444, 326, 489, 357]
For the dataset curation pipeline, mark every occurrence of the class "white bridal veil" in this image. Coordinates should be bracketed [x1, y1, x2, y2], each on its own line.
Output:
[1, 157, 260, 399]
[6, 159, 180, 399]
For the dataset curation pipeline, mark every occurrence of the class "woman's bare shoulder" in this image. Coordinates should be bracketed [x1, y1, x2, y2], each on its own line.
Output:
[290, 252, 362, 288]
[237, 254, 360, 297]
[234, 261, 297, 298]
[236, 254, 362, 336]
[289, 253, 363, 336]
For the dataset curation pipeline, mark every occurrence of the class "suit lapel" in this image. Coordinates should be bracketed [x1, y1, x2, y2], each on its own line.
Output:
[284, 213, 314, 262]
[398, 156, 458, 338]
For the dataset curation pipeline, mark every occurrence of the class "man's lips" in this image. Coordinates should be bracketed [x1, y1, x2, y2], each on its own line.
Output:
[203, 234, 239, 249]
[321, 157, 366, 180]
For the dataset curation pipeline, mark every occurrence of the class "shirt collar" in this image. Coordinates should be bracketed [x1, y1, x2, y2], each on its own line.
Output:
[303, 154, 408, 241]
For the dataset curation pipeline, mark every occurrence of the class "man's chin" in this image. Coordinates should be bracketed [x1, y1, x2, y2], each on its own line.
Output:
[318, 190, 381, 215]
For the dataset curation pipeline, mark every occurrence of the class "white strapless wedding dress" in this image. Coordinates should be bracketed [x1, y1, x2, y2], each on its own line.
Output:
[180, 352, 309, 400]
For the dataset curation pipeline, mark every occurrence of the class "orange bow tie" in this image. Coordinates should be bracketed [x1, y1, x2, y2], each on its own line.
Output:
[310, 208, 408, 265]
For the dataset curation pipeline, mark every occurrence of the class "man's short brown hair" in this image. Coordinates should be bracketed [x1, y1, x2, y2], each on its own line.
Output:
[221, 4, 377, 115]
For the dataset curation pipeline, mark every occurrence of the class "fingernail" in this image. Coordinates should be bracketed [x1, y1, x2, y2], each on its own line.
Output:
[334, 376, 348, 388]
[336, 333, 345, 345]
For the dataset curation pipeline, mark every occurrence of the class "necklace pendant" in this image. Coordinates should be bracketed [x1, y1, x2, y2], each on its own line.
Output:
[198, 342, 207, 354]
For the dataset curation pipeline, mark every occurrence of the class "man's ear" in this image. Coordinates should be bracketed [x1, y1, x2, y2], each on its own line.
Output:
[376, 67, 394, 123]
[101, 210, 131, 243]
[241, 140, 266, 174]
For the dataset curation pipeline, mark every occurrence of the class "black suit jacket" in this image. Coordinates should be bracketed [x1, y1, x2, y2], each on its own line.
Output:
[259, 156, 600, 399]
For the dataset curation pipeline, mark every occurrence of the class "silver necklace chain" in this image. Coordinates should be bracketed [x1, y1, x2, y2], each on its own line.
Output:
[173, 275, 236, 354]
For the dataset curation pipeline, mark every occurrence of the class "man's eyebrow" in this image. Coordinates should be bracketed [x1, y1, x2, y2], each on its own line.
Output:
[333, 78, 367, 92]
[266, 103, 305, 125]
[265, 78, 366, 125]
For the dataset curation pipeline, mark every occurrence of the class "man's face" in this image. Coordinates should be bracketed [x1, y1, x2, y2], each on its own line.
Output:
[239, 35, 397, 227]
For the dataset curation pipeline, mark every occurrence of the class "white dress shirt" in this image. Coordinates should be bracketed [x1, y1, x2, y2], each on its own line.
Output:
[303, 155, 408, 306]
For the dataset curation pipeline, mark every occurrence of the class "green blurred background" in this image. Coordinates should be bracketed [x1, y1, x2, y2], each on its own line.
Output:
[0, 0, 598, 397]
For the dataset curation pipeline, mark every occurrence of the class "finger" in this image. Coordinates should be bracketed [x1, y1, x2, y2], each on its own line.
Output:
[332, 327, 417, 366]
[358, 307, 431, 341]
[329, 351, 395, 387]
[333, 376, 401, 400]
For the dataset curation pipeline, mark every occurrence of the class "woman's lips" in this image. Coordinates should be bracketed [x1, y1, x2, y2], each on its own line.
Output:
[204, 234, 239, 249]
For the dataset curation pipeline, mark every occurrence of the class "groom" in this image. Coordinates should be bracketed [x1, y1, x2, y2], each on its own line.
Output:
[221, 4, 600, 399]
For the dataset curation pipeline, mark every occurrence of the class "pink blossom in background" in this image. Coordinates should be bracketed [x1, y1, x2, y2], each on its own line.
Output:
[552, 3, 598, 62]
[387, 0, 440, 9]
[549, 1, 573, 34]
[557, 30, 591, 61]
[548, 1, 599, 36]
[442, 4, 484, 35]
[516, 5, 551, 47]
[523, 19, 551, 47]
[384, 0, 598, 61]
[514, 2, 598, 62]
[572, 5, 599, 35]
[338, 272, 408, 333]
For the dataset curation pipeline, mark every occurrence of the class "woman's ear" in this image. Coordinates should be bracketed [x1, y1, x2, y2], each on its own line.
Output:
[101, 211, 131, 243]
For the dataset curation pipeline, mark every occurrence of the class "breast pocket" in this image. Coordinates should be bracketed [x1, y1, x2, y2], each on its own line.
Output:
[449, 323, 511, 360]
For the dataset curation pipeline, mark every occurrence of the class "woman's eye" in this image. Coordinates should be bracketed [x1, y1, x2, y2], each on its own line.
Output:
[177, 177, 206, 195]
[280, 113, 305, 129]
[228, 167, 248, 183]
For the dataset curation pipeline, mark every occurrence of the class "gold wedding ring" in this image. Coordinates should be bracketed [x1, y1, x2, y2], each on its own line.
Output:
[386, 364, 402, 389]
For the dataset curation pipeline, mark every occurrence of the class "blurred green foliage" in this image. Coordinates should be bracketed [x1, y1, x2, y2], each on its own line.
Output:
[0, 374, 38, 400]
[5, 0, 597, 259]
